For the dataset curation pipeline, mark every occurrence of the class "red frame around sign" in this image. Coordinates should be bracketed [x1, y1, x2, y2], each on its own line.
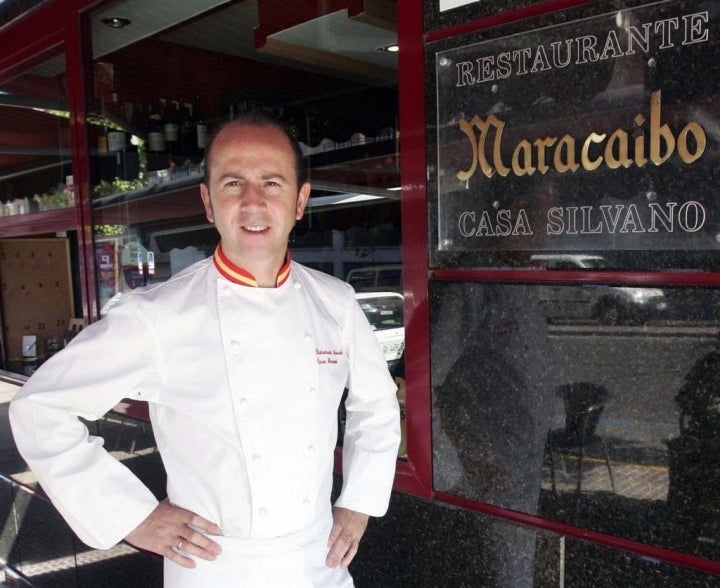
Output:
[400, 0, 720, 578]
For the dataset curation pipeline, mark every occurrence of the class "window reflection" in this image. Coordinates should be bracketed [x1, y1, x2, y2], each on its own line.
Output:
[0, 56, 72, 216]
[432, 281, 720, 566]
[86, 0, 401, 313]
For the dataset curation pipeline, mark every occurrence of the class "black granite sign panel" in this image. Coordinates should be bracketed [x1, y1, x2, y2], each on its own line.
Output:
[431, 279, 720, 576]
[432, 0, 720, 265]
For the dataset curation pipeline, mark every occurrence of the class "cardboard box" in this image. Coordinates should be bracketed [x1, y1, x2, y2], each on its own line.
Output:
[0, 238, 75, 362]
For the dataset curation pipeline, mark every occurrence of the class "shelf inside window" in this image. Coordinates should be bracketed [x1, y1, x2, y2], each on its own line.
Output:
[0, 207, 76, 237]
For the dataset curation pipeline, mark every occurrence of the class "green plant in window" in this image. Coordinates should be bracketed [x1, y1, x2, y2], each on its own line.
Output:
[33, 189, 68, 210]
[92, 177, 149, 199]
[94, 224, 127, 236]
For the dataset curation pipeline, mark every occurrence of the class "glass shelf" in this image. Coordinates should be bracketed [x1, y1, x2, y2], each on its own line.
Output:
[0, 207, 76, 237]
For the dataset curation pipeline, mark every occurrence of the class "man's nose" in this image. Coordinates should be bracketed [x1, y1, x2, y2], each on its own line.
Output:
[240, 184, 266, 208]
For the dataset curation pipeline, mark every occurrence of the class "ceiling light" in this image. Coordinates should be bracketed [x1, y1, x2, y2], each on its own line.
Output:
[378, 44, 399, 53]
[102, 17, 131, 29]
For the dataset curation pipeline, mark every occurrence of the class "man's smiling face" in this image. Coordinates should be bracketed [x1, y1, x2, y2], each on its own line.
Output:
[200, 122, 310, 279]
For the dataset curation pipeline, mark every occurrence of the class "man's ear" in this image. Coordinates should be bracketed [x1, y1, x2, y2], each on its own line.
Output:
[296, 182, 311, 220]
[200, 183, 214, 223]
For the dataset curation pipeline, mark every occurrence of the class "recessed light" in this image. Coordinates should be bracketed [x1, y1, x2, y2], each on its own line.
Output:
[102, 16, 131, 29]
[378, 44, 399, 53]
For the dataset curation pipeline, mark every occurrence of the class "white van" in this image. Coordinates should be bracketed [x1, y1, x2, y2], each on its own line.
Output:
[355, 291, 405, 369]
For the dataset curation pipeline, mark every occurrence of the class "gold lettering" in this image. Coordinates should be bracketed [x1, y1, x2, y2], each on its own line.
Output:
[456, 117, 478, 181]
[605, 129, 633, 169]
[650, 90, 675, 165]
[512, 140, 536, 176]
[481, 115, 511, 177]
[677, 121, 706, 163]
[553, 135, 579, 173]
[452, 89, 706, 181]
[581, 132, 606, 171]
[534, 137, 557, 174]
[455, 114, 510, 180]
[633, 114, 647, 167]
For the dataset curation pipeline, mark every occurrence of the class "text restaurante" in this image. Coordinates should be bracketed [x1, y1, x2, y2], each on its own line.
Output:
[455, 90, 706, 181]
[454, 12, 709, 87]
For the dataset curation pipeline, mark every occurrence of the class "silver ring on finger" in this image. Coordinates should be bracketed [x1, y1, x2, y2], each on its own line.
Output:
[175, 539, 184, 551]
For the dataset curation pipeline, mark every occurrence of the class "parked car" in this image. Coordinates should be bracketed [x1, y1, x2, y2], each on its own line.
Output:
[346, 264, 402, 292]
[530, 254, 668, 325]
[355, 291, 405, 369]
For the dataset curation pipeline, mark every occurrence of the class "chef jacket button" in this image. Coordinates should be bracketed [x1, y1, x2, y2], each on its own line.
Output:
[294, 281, 302, 289]
[259, 507, 268, 516]
[230, 339, 241, 350]
[308, 387, 317, 400]
[304, 333, 313, 343]
[302, 498, 311, 507]
[239, 397, 249, 408]
[252, 453, 261, 462]
[307, 444, 316, 455]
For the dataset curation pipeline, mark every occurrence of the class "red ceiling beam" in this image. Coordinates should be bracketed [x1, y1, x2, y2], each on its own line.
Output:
[0, 0, 103, 84]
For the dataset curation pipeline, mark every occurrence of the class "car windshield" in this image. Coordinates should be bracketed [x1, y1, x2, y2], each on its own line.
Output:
[357, 295, 404, 330]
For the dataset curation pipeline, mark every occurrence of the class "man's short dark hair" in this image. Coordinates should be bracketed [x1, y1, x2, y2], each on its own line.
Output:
[203, 112, 306, 186]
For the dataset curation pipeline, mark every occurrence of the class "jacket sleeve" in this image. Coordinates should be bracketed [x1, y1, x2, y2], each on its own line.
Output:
[9, 295, 161, 549]
[334, 296, 401, 517]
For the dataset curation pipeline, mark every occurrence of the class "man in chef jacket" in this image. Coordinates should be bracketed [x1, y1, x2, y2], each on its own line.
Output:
[9, 113, 401, 587]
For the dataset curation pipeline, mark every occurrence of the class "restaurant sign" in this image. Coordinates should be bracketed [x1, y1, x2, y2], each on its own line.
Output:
[434, 0, 720, 253]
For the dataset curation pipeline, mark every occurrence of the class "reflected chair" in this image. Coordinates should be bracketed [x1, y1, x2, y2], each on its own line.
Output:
[547, 382, 615, 496]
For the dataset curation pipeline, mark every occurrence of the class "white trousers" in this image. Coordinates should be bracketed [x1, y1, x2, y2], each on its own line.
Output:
[163, 514, 354, 588]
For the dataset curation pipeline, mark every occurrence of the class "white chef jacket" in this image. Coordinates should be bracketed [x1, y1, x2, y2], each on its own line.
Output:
[9, 258, 401, 581]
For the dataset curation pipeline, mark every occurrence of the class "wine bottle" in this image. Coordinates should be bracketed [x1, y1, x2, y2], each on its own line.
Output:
[146, 101, 166, 154]
[194, 96, 207, 158]
[179, 99, 197, 159]
[163, 98, 180, 157]
[97, 119, 108, 154]
[106, 93, 127, 153]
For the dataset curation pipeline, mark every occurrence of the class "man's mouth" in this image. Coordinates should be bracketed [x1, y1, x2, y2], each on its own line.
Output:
[243, 225, 269, 232]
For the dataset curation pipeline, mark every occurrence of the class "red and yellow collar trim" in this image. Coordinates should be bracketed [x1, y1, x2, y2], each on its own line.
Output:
[212, 245, 291, 288]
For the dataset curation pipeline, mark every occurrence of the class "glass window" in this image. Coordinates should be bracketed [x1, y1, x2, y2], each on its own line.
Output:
[85, 0, 401, 317]
[0, 52, 73, 218]
[0, 50, 80, 371]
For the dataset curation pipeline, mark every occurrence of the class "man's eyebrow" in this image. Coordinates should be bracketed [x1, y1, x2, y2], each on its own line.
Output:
[259, 171, 290, 182]
[217, 172, 244, 182]
[216, 171, 288, 181]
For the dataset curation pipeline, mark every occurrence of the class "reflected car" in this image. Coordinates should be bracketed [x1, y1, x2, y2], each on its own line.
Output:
[530, 254, 669, 325]
[355, 291, 405, 369]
